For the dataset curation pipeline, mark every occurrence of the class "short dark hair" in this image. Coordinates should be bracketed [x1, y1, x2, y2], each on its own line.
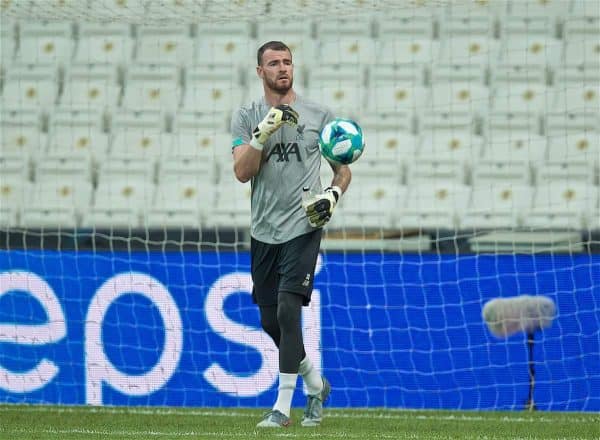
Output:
[257, 41, 291, 66]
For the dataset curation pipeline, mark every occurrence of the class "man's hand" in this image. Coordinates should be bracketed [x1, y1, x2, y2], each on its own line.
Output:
[302, 186, 342, 228]
[250, 104, 299, 150]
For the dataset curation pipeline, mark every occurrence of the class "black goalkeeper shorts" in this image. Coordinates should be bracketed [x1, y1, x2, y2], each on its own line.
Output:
[250, 229, 322, 307]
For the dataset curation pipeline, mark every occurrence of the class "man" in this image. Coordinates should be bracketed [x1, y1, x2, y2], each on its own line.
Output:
[230, 41, 351, 427]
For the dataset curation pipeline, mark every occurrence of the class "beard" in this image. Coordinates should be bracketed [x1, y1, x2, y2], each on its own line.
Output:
[264, 75, 293, 95]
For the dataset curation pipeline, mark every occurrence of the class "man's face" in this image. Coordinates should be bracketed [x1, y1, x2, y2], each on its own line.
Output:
[258, 48, 294, 94]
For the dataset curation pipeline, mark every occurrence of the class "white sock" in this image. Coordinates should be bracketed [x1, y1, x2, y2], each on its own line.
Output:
[273, 372, 297, 417]
[298, 356, 323, 396]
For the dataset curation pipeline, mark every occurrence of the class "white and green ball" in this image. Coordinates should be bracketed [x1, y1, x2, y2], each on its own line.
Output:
[319, 118, 365, 165]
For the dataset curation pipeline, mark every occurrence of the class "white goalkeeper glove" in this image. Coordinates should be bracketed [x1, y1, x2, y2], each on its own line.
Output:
[302, 186, 342, 228]
[249, 104, 299, 150]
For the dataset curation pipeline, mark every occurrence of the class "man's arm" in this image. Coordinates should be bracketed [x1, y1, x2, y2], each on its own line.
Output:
[233, 144, 262, 183]
[329, 162, 352, 195]
[232, 105, 299, 183]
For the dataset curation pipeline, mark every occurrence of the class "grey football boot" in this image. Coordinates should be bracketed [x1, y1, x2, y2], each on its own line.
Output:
[256, 409, 292, 428]
[301, 376, 331, 427]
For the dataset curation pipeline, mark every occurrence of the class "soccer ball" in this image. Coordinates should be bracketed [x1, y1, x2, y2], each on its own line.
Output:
[319, 118, 365, 165]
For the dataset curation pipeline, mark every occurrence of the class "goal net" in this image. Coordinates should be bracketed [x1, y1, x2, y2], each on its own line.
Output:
[0, 0, 598, 411]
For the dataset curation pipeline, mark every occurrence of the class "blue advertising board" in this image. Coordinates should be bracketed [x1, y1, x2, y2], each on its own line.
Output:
[0, 250, 598, 411]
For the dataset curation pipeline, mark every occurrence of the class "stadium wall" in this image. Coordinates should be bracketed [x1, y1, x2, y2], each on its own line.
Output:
[0, 250, 598, 411]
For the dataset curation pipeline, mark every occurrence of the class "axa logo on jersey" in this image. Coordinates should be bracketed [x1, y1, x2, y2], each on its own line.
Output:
[266, 142, 302, 162]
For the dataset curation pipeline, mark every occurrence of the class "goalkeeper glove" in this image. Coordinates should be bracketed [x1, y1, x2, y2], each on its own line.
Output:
[302, 186, 342, 228]
[249, 104, 299, 150]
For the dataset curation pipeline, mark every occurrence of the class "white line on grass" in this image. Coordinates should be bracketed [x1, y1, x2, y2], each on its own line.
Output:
[1, 405, 597, 425]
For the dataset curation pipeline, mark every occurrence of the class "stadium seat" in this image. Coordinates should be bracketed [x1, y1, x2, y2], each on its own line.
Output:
[167, 130, 231, 161]
[158, 156, 217, 185]
[316, 38, 377, 66]
[347, 158, 401, 185]
[419, 131, 484, 164]
[369, 62, 426, 93]
[145, 178, 216, 228]
[329, 183, 406, 231]
[122, 63, 181, 112]
[444, 0, 509, 18]
[1, 64, 59, 111]
[207, 181, 251, 229]
[110, 128, 171, 160]
[1, 124, 48, 166]
[491, 83, 552, 114]
[59, 63, 121, 110]
[374, 10, 435, 39]
[420, 111, 476, 134]
[438, 14, 496, 38]
[405, 158, 468, 185]
[508, 0, 572, 21]
[182, 76, 244, 113]
[361, 111, 414, 134]
[430, 82, 491, 117]
[362, 130, 419, 165]
[484, 111, 542, 138]
[98, 156, 156, 183]
[172, 110, 230, 133]
[21, 178, 93, 228]
[438, 36, 501, 66]
[430, 63, 487, 85]
[47, 126, 110, 167]
[499, 36, 562, 67]
[135, 26, 194, 66]
[0, 175, 29, 227]
[552, 83, 600, 114]
[306, 83, 365, 120]
[83, 178, 155, 228]
[460, 183, 534, 229]
[194, 35, 255, 67]
[74, 23, 134, 65]
[536, 162, 596, 185]
[401, 182, 471, 230]
[546, 131, 600, 172]
[1, 19, 16, 65]
[374, 39, 440, 69]
[489, 64, 547, 87]
[315, 17, 372, 39]
[569, 0, 600, 17]
[35, 151, 94, 185]
[563, 15, 600, 38]
[563, 37, 600, 67]
[366, 82, 430, 119]
[471, 160, 531, 186]
[0, 153, 32, 184]
[523, 182, 598, 230]
[16, 22, 74, 67]
[499, 15, 557, 38]
[109, 108, 168, 134]
[544, 112, 599, 136]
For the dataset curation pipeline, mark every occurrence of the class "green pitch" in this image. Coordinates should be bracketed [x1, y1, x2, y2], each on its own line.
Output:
[1, 404, 598, 439]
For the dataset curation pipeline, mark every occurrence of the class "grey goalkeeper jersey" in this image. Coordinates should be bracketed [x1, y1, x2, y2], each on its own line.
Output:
[231, 95, 334, 244]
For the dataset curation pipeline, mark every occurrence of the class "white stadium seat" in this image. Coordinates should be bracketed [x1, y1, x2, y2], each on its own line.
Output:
[83, 178, 155, 228]
[523, 183, 599, 230]
[460, 183, 534, 229]
[499, 36, 562, 67]
[374, 39, 440, 67]
[362, 130, 418, 165]
[430, 82, 491, 116]
[1, 64, 59, 111]
[438, 36, 501, 66]
[35, 154, 94, 184]
[16, 22, 73, 67]
[122, 63, 181, 112]
[552, 83, 600, 114]
[508, 0, 571, 20]
[563, 37, 600, 67]
[110, 128, 171, 160]
[21, 178, 93, 228]
[536, 162, 596, 186]
[194, 35, 255, 67]
[439, 14, 495, 38]
[329, 183, 406, 231]
[375, 11, 435, 39]
[366, 83, 430, 117]
[207, 181, 251, 229]
[158, 156, 217, 186]
[419, 131, 484, 164]
[60, 63, 121, 110]
[74, 23, 134, 65]
[145, 178, 216, 228]
[491, 84, 552, 115]
[401, 182, 471, 230]
[1, 125, 48, 165]
[546, 131, 600, 171]
[47, 127, 110, 166]
[182, 78, 244, 113]
[0, 177, 30, 227]
[135, 26, 194, 65]
[98, 156, 156, 183]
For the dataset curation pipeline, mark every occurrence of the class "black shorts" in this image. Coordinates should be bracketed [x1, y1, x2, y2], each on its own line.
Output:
[251, 229, 322, 307]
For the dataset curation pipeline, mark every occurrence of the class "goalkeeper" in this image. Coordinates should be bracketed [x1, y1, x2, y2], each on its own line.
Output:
[230, 41, 351, 428]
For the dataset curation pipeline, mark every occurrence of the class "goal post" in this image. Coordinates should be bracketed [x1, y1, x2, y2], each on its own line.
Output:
[1, 0, 599, 412]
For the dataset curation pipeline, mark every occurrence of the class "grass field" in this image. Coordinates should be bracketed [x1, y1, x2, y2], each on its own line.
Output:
[1, 404, 599, 440]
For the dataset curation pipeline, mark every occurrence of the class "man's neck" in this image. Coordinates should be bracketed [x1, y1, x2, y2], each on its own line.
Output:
[264, 88, 296, 107]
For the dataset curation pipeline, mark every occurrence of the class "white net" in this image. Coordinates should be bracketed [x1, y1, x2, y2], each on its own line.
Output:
[0, 0, 599, 411]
